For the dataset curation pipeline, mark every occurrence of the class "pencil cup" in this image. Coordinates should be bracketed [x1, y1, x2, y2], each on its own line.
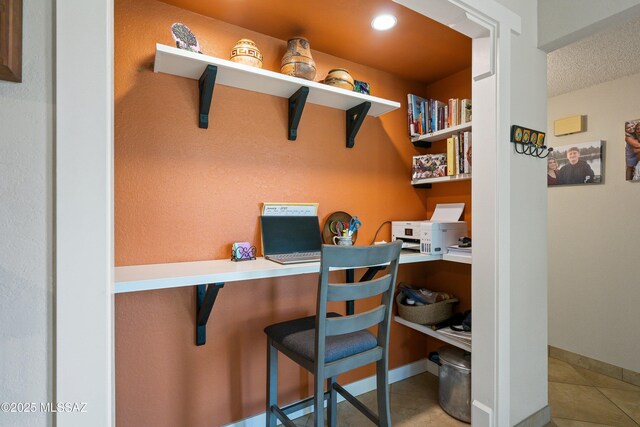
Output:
[332, 235, 353, 246]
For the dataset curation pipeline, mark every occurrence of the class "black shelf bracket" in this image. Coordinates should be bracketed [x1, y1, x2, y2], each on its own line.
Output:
[196, 282, 225, 346]
[412, 141, 432, 149]
[412, 182, 433, 189]
[345, 265, 386, 315]
[346, 102, 371, 148]
[288, 86, 309, 140]
[198, 65, 218, 129]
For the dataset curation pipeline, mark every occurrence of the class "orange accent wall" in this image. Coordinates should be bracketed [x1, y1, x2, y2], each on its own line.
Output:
[114, 0, 471, 425]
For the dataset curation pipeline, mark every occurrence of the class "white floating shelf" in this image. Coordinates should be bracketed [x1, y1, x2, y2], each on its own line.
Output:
[394, 316, 471, 352]
[442, 253, 472, 264]
[412, 173, 471, 187]
[411, 122, 472, 144]
[154, 44, 400, 117]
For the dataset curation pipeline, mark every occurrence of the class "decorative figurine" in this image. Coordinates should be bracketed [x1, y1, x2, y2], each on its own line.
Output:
[171, 23, 201, 54]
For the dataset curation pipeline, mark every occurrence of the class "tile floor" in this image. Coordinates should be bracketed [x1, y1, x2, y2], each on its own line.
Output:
[548, 357, 640, 427]
[290, 357, 640, 426]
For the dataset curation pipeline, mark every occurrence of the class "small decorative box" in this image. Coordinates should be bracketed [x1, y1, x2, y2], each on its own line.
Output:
[353, 80, 370, 95]
[231, 242, 256, 261]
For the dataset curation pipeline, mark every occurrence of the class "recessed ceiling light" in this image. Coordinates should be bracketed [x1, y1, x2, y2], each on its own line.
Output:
[371, 14, 397, 31]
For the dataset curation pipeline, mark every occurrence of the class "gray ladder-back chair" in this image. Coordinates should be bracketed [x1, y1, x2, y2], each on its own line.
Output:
[264, 241, 403, 427]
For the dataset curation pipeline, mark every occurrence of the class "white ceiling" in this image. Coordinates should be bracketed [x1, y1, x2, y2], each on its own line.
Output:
[548, 15, 640, 97]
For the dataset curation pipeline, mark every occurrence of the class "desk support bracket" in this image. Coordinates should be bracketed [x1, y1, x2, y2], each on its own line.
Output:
[288, 86, 309, 140]
[345, 265, 386, 315]
[412, 182, 433, 189]
[196, 282, 225, 346]
[346, 102, 371, 148]
[198, 65, 218, 129]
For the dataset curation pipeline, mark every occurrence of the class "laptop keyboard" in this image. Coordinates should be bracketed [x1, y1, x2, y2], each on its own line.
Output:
[267, 251, 321, 264]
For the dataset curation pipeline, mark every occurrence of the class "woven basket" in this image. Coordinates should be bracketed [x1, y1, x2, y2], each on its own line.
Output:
[396, 293, 458, 325]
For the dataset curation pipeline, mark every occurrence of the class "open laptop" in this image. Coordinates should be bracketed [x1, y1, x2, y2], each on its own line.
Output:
[260, 216, 323, 264]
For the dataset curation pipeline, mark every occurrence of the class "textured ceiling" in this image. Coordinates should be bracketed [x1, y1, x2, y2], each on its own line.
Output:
[548, 15, 640, 97]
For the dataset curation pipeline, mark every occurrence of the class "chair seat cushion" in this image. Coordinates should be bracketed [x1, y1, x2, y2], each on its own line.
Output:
[264, 313, 378, 363]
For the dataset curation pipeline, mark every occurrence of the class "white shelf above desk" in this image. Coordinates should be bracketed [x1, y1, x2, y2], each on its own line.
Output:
[154, 44, 400, 146]
[394, 316, 471, 352]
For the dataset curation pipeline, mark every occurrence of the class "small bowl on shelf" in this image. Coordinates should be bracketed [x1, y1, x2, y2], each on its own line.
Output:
[323, 68, 355, 91]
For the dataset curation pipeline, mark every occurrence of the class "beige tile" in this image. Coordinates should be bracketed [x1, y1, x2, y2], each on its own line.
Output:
[548, 382, 637, 427]
[598, 388, 640, 425]
[392, 406, 469, 427]
[301, 372, 466, 426]
[549, 347, 623, 380]
[389, 372, 468, 425]
[390, 371, 440, 401]
[574, 367, 640, 392]
[549, 358, 592, 386]
[291, 413, 311, 426]
[334, 391, 378, 426]
[390, 388, 467, 426]
[332, 376, 466, 427]
[623, 369, 640, 388]
[553, 418, 619, 427]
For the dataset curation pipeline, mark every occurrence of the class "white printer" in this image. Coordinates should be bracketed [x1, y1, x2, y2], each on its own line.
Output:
[392, 203, 467, 255]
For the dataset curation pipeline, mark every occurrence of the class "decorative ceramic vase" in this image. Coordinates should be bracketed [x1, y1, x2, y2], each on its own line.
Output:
[230, 39, 263, 68]
[324, 68, 355, 91]
[280, 37, 316, 81]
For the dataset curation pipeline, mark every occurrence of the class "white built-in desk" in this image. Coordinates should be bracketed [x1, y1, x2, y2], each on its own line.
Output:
[114, 251, 442, 345]
[114, 251, 440, 294]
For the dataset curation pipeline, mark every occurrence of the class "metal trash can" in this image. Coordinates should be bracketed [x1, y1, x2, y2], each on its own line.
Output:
[438, 345, 471, 423]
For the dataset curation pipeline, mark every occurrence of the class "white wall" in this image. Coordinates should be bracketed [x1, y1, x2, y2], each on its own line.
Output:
[538, 0, 640, 52]
[56, 0, 115, 425]
[495, 0, 549, 424]
[548, 73, 640, 373]
[0, 0, 53, 426]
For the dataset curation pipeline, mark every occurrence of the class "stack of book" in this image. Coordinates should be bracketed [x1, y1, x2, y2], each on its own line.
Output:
[446, 131, 472, 176]
[407, 94, 471, 137]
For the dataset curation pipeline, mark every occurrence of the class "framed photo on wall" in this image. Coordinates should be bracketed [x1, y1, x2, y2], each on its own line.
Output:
[0, 0, 23, 82]
[625, 119, 640, 181]
[547, 141, 604, 186]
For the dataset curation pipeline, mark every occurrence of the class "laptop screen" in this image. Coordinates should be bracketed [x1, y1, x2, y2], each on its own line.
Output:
[260, 216, 323, 255]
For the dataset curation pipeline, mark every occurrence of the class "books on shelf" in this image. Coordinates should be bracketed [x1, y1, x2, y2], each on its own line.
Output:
[407, 94, 472, 137]
[461, 99, 472, 124]
[449, 131, 472, 175]
[413, 131, 471, 179]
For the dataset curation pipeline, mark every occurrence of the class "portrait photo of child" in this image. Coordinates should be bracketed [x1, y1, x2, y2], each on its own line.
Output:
[547, 141, 604, 186]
